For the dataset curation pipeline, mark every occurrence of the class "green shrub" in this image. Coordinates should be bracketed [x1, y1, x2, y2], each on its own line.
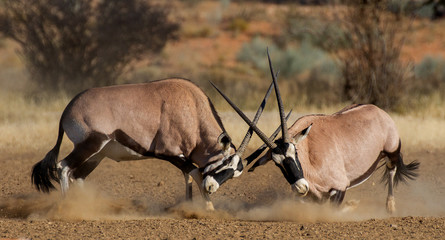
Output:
[414, 55, 445, 96]
[236, 36, 278, 73]
[305, 60, 342, 106]
[237, 37, 337, 78]
[281, 8, 348, 51]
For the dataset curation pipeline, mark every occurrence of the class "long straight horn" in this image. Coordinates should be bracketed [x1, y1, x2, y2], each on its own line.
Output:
[210, 81, 277, 150]
[245, 110, 292, 166]
[237, 81, 274, 159]
[267, 49, 289, 143]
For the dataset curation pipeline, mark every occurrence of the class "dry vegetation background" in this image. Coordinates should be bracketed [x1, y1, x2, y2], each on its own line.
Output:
[1, 0, 445, 156]
[0, 0, 445, 239]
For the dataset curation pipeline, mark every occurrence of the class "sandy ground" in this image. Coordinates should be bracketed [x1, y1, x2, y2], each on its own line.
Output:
[0, 148, 444, 239]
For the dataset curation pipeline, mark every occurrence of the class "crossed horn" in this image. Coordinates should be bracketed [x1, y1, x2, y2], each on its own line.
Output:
[244, 110, 291, 167]
[211, 49, 291, 166]
[234, 80, 273, 164]
[210, 80, 273, 165]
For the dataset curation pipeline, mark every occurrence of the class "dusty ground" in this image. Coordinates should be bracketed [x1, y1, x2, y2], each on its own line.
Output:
[0, 146, 444, 239]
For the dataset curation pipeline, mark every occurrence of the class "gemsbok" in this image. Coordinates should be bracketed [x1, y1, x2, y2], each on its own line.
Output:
[31, 78, 273, 210]
[212, 52, 420, 213]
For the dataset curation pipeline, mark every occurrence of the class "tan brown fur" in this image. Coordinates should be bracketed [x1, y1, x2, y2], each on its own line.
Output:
[62, 79, 231, 167]
[289, 104, 400, 199]
[32, 78, 238, 210]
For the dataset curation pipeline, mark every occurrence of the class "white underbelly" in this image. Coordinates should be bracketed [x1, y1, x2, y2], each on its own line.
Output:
[101, 140, 148, 162]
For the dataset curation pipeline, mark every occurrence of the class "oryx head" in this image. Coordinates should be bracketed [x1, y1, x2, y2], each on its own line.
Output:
[202, 80, 275, 194]
[211, 49, 310, 196]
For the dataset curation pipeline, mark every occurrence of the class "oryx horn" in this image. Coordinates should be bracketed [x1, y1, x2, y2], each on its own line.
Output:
[245, 110, 292, 166]
[236, 81, 274, 163]
[267, 48, 289, 143]
[209, 81, 277, 150]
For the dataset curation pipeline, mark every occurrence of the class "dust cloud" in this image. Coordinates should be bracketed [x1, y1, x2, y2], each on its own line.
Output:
[0, 180, 443, 222]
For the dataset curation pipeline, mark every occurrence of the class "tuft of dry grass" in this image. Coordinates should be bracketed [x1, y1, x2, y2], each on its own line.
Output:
[0, 90, 72, 155]
[393, 115, 445, 153]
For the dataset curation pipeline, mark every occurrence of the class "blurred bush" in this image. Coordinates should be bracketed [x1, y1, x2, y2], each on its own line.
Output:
[236, 36, 342, 108]
[197, 64, 271, 110]
[179, 0, 205, 7]
[328, 0, 413, 111]
[279, 8, 348, 51]
[236, 37, 279, 74]
[304, 59, 342, 107]
[237, 36, 337, 78]
[227, 18, 249, 34]
[414, 55, 445, 96]
[0, 0, 179, 94]
[181, 25, 214, 38]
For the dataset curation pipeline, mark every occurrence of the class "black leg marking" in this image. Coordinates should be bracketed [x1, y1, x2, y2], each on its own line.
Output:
[72, 154, 104, 179]
[63, 132, 109, 170]
[330, 190, 346, 206]
[183, 171, 193, 201]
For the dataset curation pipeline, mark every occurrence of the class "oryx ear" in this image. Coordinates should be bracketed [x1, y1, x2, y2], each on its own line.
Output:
[292, 124, 312, 145]
[218, 132, 232, 153]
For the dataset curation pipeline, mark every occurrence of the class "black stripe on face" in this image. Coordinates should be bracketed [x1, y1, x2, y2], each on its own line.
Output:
[209, 169, 235, 187]
[277, 157, 304, 185]
[270, 140, 305, 185]
[203, 156, 244, 187]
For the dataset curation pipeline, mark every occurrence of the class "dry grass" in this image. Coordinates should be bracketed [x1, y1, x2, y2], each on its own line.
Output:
[1, 92, 443, 157]
[393, 115, 445, 153]
[0, 91, 72, 155]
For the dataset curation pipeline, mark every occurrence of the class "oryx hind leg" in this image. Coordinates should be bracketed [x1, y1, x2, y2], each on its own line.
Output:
[385, 150, 398, 214]
[57, 160, 71, 196]
[386, 165, 397, 214]
[384, 140, 419, 214]
[384, 146, 400, 214]
[58, 133, 109, 195]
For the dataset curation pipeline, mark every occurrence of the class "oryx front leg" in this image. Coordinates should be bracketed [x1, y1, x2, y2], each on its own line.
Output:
[189, 168, 214, 211]
[183, 172, 193, 201]
[329, 189, 345, 206]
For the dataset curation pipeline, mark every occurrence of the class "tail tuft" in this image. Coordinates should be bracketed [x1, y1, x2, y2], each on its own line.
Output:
[382, 152, 420, 187]
[394, 159, 420, 186]
[31, 123, 64, 193]
[31, 148, 60, 193]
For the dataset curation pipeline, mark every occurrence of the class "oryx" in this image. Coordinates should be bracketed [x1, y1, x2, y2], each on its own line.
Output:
[212, 52, 419, 213]
[31, 78, 273, 210]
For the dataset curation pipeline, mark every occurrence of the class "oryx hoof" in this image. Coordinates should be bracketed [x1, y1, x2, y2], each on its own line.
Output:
[386, 196, 396, 214]
[205, 201, 215, 211]
[293, 178, 309, 196]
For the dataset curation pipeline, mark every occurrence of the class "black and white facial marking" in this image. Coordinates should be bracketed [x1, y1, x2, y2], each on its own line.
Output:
[272, 139, 309, 196]
[202, 154, 243, 193]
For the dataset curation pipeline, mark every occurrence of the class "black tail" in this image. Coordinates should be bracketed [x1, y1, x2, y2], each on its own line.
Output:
[382, 141, 420, 187]
[392, 154, 420, 186]
[31, 123, 64, 193]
